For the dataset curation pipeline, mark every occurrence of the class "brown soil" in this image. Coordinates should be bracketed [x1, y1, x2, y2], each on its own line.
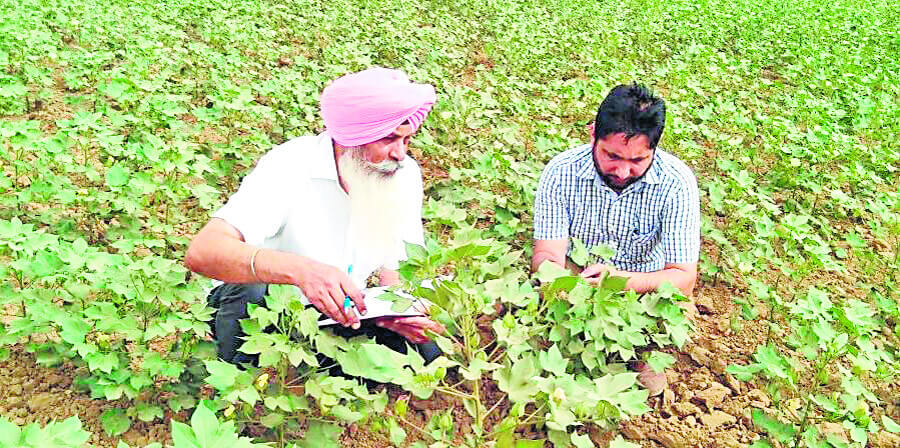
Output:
[3, 277, 899, 447]
[616, 281, 771, 448]
[0, 347, 172, 447]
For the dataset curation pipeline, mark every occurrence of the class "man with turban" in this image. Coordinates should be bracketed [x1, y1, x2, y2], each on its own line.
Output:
[185, 67, 444, 367]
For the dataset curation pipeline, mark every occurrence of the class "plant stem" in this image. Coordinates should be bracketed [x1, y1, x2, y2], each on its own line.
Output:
[483, 396, 504, 420]
[484, 403, 546, 439]
[398, 414, 434, 441]
[437, 385, 475, 401]
[793, 354, 829, 447]
[473, 377, 483, 439]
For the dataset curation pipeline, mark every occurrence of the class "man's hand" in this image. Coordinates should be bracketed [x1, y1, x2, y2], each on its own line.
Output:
[580, 263, 618, 283]
[294, 258, 366, 329]
[184, 219, 371, 327]
[375, 316, 445, 344]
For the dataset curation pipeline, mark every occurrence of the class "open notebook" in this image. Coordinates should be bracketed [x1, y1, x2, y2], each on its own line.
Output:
[316, 286, 429, 327]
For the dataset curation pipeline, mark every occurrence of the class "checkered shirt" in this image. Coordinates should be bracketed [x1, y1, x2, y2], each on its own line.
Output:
[534, 144, 700, 273]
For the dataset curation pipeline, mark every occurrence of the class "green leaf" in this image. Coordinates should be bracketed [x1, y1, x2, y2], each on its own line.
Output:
[882, 415, 900, 433]
[655, 281, 684, 299]
[726, 363, 762, 381]
[569, 238, 590, 267]
[30, 250, 63, 278]
[842, 299, 877, 333]
[535, 261, 572, 284]
[86, 351, 119, 374]
[495, 355, 541, 403]
[751, 409, 795, 442]
[170, 420, 197, 447]
[100, 408, 131, 437]
[388, 296, 414, 313]
[753, 344, 794, 385]
[260, 412, 284, 428]
[296, 421, 342, 448]
[539, 344, 568, 376]
[106, 165, 130, 188]
[388, 417, 407, 446]
[461, 356, 501, 381]
[0, 417, 22, 446]
[59, 317, 91, 345]
[616, 389, 651, 415]
[571, 433, 593, 448]
[190, 404, 219, 447]
[547, 429, 571, 448]
[36, 416, 91, 447]
[168, 394, 198, 412]
[404, 242, 428, 263]
[609, 435, 640, 448]
[448, 243, 491, 259]
[334, 342, 412, 384]
[135, 403, 164, 422]
[645, 351, 675, 374]
[330, 405, 362, 423]
[590, 243, 616, 261]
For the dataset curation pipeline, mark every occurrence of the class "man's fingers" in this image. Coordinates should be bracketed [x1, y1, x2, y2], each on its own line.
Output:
[311, 292, 343, 325]
[580, 263, 605, 278]
[328, 285, 358, 328]
[375, 317, 402, 333]
[375, 318, 425, 343]
[341, 277, 366, 315]
[378, 317, 444, 342]
[396, 317, 445, 334]
[386, 324, 429, 343]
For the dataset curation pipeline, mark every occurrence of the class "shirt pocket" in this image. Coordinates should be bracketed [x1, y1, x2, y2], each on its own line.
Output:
[621, 222, 659, 262]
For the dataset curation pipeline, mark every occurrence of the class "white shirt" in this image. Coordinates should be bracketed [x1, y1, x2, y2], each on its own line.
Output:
[213, 131, 425, 287]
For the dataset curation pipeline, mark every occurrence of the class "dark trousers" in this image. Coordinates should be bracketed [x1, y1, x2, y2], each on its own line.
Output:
[207, 283, 442, 369]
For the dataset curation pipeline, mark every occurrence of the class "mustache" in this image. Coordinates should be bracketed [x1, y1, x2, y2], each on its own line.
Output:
[365, 159, 404, 174]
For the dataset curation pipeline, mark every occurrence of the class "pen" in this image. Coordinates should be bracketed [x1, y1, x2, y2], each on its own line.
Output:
[344, 264, 353, 310]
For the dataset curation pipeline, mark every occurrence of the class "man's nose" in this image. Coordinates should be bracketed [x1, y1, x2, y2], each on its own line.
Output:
[614, 165, 630, 179]
[388, 141, 407, 161]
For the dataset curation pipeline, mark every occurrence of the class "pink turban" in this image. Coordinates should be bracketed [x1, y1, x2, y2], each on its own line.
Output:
[320, 67, 437, 146]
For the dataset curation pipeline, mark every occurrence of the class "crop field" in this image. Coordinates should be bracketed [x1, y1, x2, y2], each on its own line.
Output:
[1, 0, 899, 446]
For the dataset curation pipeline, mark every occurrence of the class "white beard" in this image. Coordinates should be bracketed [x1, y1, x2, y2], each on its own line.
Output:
[337, 151, 417, 265]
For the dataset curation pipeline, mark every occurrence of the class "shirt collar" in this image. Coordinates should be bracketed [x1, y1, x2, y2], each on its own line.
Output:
[574, 144, 663, 186]
[642, 155, 662, 185]
[310, 131, 339, 182]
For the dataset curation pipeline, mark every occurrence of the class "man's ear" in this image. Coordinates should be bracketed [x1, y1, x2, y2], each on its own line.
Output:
[586, 121, 595, 143]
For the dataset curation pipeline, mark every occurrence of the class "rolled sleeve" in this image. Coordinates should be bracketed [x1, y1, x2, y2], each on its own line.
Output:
[212, 152, 296, 247]
[533, 164, 570, 241]
[659, 177, 701, 264]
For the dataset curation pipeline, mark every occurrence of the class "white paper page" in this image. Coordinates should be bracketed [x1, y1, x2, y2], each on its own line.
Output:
[317, 286, 429, 327]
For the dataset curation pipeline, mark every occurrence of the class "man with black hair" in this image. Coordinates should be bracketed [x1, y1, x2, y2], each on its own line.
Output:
[531, 84, 700, 394]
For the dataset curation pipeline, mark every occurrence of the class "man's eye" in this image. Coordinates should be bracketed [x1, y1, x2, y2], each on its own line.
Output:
[609, 154, 621, 160]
